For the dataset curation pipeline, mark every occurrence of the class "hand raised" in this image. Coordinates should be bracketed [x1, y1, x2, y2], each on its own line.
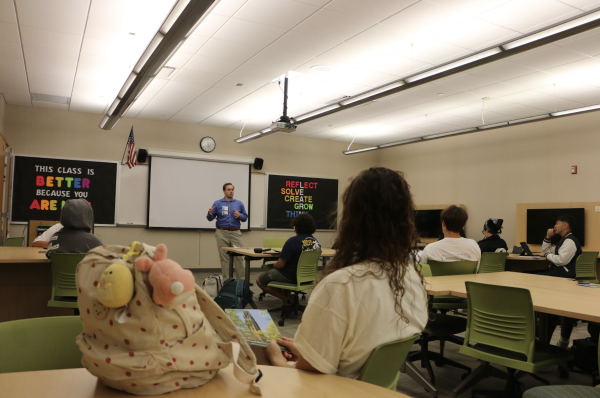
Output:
[546, 228, 555, 239]
[208, 206, 216, 215]
[233, 209, 240, 218]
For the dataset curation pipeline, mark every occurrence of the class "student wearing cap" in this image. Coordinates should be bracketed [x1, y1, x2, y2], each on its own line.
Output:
[477, 218, 508, 253]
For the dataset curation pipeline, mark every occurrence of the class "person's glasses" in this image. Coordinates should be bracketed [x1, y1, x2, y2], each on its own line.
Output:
[481, 230, 486, 235]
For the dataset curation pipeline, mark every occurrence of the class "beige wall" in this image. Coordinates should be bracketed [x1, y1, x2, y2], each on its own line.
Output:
[0, 94, 6, 136]
[378, 110, 600, 249]
[4, 105, 378, 269]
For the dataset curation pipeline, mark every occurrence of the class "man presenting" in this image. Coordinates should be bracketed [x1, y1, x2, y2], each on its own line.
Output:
[207, 183, 248, 281]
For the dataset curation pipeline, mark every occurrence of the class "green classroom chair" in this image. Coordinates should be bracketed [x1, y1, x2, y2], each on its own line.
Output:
[358, 334, 419, 390]
[4, 237, 25, 247]
[408, 263, 471, 386]
[479, 252, 508, 274]
[0, 316, 83, 373]
[428, 260, 478, 312]
[452, 282, 573, 398]
[576, 251, 599, 283]
[48, 253, 86, 314]
[267, 250, 321, 326]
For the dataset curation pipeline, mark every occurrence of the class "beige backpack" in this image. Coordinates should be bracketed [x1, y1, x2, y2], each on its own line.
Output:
[75, 242, 262, 395]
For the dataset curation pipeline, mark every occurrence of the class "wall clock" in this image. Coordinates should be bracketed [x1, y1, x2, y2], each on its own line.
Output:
[200, 136, 216, 153]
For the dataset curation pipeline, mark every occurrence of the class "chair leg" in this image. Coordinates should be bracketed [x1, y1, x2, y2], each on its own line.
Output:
[451, 361, 494, 398]
[402, 361, 438, 397]
[427, 351, 472, 375]
[470, 367, 522, 398]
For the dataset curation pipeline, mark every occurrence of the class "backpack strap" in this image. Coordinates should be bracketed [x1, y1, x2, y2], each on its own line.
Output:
[219, 341, 263, 395]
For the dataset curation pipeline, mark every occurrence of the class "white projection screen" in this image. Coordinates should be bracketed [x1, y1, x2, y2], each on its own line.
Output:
[148, 156, 251, 229]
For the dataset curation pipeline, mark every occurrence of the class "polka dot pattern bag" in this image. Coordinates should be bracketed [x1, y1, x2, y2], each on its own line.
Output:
[75, 242, 262, 395]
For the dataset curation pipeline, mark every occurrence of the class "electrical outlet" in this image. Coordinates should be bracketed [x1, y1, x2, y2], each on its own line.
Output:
[596, 206, 600, 212]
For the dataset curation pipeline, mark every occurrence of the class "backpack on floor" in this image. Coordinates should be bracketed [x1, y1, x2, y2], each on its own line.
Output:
[202, 274, 224, 298]
[214, 278, 253, 309]
[570, 337, 599, 374]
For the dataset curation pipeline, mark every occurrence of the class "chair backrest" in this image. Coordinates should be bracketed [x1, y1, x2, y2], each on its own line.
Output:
[413, 263, 432, 278]
[49, 253, 86, 298]
[358, 334, 419, 389]
[464, 282, 535, 362]
[576, 251, 599, 281]
[263, 237, 289, 248]
[479, 252, 508, 274]
[0, 316, 83, 373]
[4, 237, 24, 247]
[296, 250, 321, 285]
[428, 260, 478, 276]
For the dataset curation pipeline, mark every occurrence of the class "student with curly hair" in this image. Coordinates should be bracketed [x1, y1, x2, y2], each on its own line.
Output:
[256, 213, 321, 302]
[266, 167, 428, 378]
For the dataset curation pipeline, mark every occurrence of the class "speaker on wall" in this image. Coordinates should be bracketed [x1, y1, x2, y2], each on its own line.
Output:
[137, 149, 148, 163]
[253, 157, 264, 170]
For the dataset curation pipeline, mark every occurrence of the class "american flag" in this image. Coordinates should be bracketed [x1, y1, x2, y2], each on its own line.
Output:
[126, 127, 137, 168]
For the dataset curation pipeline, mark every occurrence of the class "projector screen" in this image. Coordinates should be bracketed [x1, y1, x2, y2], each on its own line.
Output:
[148, 156, 251, 229]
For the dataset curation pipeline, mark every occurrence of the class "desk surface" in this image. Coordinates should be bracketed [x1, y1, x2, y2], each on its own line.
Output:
[0, 247, 48, 263]
[222, 247, 336, 258]
[425, 272, 600, 323]
[0, 365, 408, 398]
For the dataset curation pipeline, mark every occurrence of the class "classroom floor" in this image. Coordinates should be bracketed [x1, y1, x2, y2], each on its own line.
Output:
[193, 270, 596, 398]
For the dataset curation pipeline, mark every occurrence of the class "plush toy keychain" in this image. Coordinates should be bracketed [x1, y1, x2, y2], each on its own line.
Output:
[96, 261, 135, 308]
[135, 243, 195, 308]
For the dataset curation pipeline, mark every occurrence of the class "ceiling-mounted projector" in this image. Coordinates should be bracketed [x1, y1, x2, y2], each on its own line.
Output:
[270, 117, 297, 133]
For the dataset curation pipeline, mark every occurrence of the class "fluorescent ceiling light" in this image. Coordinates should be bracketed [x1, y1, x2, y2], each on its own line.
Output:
[294, 104, 340, 122]
[340, 81, 404, 106]
[503, 10, 600, 50]
[422, 128, 477, 140]
[234, 132, 262, 143]
[118, 73, 137, 98]
[551, 104, 600, 117]
[134, 33, 164, 74]
[378, 137, 422, 148]
[478, 121, 509, 130]
[509, 114, 550, 124]
[406, 48, 502, 83]
[343, 146, 378, 155]
[107, 99, 120, 116]
[99, 115, 109, 129]
[160, 0, 191, 34]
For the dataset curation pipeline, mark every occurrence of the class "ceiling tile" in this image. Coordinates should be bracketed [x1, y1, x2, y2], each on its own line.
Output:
[0, 40, 22, 59]
[293, 0, 330, 6]
[177, 35, 210, 54]
[235, 0, 319, 29]
[380, 0, 470, 42]
[554, 28, 600, 58]
[16, 2, 87, 35]
[506, 45, 588, 71]
[21, 26, 82, 52]
[211, 0, 248, 17]
[0, 22, 21, 43]
[23, 45, 79, 78]
[2, 90, 31, 106]
[32, 100, 69, 110]
[335, 68, 400, 87]
[408, 38, 471, 65]
[195, 38, 262, 62]
[269, 30, 339, 60]
[0, 64, 28, 91]
[325, 0, 416, 22]
[468, 60, 540, 81]
[190, 13, 230, 38]
[360, 52, 431, 77]
[28, 72, 73, 95]
[293, 8, 374, 44]
[244, 46, 312, 71]
[436, 72, 500, 91]
[503, 71, 557, 90]
[172, 68, 225, 86]
[165, 51, 194, 68]
[432, 18, 518, 50]
[213, 18, 287, 47]
[184, 55, 240, 76]
[478, 0, 580, 33]
[427, 0, 512, 17]
[558, 86, 600, 105]
[69, 89, 109, 113]
[0, 0, 17, 24]
[162, 80, 211, 95]
[17, 0, 90, 14]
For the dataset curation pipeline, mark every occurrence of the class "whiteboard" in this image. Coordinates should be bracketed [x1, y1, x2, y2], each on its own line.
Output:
[250, 173, 266, 228]
[117, 164, 148, 226]
[148, 157, 250, 229]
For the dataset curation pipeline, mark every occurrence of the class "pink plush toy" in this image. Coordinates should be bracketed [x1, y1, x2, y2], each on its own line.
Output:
[135, 244, 195, 308]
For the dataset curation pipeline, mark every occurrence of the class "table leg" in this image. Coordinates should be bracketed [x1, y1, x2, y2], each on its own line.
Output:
[538, 312, 550, 343]
[228, 252, 234, 278]
[322, 257, 328, 269]
[245, 257, 257, 309]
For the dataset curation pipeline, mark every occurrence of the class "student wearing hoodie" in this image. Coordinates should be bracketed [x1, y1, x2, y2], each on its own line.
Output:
[46, 199, 103, 257]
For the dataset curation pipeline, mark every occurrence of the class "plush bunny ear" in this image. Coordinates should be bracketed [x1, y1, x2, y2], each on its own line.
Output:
[155, 244, 167, 261]
[135, 256, 154, 272]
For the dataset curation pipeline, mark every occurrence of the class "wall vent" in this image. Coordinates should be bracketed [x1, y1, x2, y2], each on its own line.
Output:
[30, 93, 70, 104]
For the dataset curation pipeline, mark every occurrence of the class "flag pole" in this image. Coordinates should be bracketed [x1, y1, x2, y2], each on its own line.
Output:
[120, 126, 133, 165]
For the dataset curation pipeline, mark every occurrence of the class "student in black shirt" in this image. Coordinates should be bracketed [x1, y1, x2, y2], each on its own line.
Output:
[477, 218, 508, 253]
[256, 214, 321, 302]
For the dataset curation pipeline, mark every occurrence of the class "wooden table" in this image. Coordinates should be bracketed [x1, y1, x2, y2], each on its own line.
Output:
[0, 247, 72, 322]
[0, 364, 408, 398]
[506, 253, 600, 276]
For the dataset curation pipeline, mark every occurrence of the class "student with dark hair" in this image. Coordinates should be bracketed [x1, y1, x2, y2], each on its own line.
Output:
[46, 199, 103, 257]
[477, 218, 508, 253]
[540, 214, 582, 349]
[265, 167, 427, 378]
[256, 213, 321, 303]
[419, 205, 481, 269]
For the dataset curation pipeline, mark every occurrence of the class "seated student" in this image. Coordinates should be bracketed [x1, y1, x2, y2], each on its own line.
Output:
[477, 218, 508, 253]
[419, 205, 481, 269]
[32, 223, 63, 247]
[46, 199, 103, 257]
[265, 167, 428, 378]
[256, 213, 321, 303]
[539, 214, 582, 349]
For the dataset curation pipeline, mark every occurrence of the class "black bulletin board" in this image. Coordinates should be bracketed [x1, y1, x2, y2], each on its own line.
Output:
[11, 156, 118, 225]
[266, 174, 338, 230]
